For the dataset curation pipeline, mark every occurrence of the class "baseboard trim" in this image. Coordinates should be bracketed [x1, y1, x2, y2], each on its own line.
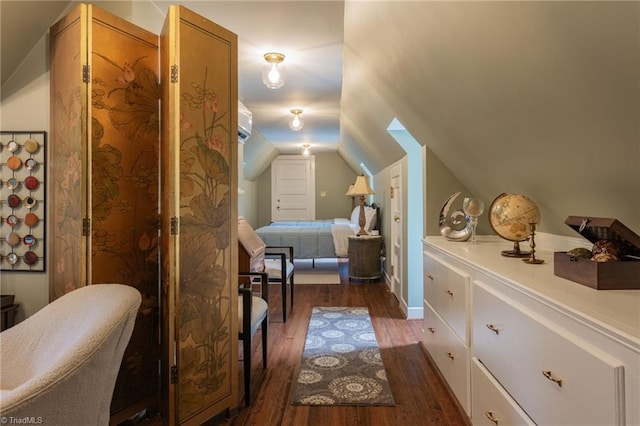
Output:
[405, 305, 423, 320]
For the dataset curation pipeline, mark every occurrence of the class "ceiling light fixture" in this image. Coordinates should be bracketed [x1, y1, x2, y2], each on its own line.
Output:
[262, 52, 285, 89]
[302, 144, 311, 157]
[289, 108, 304, 131]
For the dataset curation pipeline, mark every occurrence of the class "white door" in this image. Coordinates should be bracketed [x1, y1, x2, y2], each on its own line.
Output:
[271, 156, 316, 221]
[390, 163, 403, 301]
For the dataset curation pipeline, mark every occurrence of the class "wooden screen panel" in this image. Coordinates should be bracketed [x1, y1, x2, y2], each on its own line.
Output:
[161, 5, 239, 424]
[88, 6, 161, 416]
[49, 4, 88, 300]
[159, 7, 178, 422]
[50, 4, 161, 419]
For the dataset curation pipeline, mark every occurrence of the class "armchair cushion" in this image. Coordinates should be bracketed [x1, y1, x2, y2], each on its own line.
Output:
[264, 258, 294, 281]
[238, 296, 268, 336]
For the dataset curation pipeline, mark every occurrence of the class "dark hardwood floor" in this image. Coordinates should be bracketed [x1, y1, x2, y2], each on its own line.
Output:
[219, 259, 468, 426]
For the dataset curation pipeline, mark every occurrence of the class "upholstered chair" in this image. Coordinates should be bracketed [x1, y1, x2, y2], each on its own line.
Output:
[0, 284, 141, 425]
[238, 217, 295, 322]
[238, 272, 269, 406]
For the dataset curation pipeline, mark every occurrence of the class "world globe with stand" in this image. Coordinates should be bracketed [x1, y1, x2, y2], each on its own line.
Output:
[488, 193, 541, 257]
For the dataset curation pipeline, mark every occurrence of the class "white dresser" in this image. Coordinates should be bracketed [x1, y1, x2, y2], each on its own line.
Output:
[422, 236, 640, 425]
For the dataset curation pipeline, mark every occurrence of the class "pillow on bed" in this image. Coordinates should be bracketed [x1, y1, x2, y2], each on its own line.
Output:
[350, 206, 377, 232]
[365, 207, 377, 232]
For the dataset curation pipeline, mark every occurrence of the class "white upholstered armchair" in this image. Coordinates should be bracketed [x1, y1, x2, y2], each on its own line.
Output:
[0, 284, 141, 425]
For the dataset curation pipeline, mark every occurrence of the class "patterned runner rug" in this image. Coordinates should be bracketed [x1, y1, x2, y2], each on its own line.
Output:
[292, 307, 395, 406]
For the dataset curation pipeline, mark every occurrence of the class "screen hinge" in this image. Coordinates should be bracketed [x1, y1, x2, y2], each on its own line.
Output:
[170, 216, 179, 235]
[82, 218, 90, 236]
[170, 365, 178, 384]
[82, 64, 90, 83]
[171, 65, 178, 83]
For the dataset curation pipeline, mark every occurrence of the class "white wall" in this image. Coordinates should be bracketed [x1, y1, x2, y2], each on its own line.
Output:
[238, 143, 258, 226]
[0, 35, 50, 320]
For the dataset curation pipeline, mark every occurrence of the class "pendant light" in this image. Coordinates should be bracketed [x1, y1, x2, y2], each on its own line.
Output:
[289, 109, 304, 131]
[262, 52, 285, 89]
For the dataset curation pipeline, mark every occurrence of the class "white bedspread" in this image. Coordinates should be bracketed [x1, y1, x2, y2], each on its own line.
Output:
[331, 222, 357, 257]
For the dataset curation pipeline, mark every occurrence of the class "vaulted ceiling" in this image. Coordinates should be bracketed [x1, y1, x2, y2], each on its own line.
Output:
[2, 1, 639, 235]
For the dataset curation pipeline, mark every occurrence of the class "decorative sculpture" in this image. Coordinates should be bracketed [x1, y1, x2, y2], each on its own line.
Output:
[439, 192, 472, 242]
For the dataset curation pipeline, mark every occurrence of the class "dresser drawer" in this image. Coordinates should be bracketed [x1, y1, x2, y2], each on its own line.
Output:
[473, 280, 625, 426]
[423, 252, 470, 344]
[471, 357, 535, 426]
[423, 301, 470, 415]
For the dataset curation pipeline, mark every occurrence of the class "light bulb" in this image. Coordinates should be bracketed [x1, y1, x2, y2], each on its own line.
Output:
[262, 52, 285, 89]
[302, 144, 310, 157]
[267, 64, 280, 85]
[290, 116, 303, 131]
[289, 109, 304, 131]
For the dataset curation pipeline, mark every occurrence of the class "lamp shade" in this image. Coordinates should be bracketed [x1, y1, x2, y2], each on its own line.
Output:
[349, 175, 374, 196]
[345, 184, 354, 196]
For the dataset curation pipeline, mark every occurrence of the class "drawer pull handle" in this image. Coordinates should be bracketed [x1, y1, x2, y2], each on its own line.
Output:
[485, 410, 499, 425]
[427, 274, 434, 280]
[486, 323, 500, 334]
[446, 352, 455, 360]
[445, 289, 454, 296]
[542, 370, 563, 387]
[427, 327, 435, 334]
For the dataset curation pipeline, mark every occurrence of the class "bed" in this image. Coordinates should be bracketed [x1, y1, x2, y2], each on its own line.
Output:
[255, 205, 380, 259]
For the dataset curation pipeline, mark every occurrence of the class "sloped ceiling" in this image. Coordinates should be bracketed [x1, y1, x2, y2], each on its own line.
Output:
[0, 1, 71, 87]
[342, 1, 639, 234]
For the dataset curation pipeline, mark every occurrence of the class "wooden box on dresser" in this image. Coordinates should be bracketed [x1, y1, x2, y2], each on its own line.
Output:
[422, 236, 640, 426]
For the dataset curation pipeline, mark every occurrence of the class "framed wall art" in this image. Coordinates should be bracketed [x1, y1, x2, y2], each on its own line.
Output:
[1, 131, 46, 272]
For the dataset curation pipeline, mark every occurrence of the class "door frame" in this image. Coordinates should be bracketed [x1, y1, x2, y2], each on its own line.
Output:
[389, 162, 403, 303]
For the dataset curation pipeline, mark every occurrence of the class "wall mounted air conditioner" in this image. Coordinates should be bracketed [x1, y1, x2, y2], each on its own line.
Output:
[238, 100, 252, 143]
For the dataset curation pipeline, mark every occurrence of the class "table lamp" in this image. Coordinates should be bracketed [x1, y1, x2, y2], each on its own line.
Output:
[347, 175, 375, 235]
[345, 184, 355, 210]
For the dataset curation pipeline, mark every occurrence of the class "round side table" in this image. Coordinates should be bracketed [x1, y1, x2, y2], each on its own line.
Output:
[348, 235, 382, 281]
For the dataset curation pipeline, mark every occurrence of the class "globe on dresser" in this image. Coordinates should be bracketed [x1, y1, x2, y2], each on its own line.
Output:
[488, 193, 541, 257]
